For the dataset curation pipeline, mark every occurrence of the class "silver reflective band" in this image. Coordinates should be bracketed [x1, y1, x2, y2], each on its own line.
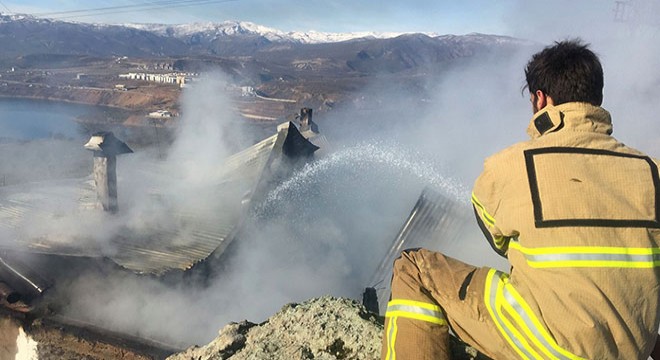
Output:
[527, 252, 660, 263]
[386, 316, 397, 360]
[501, 286, 575, 360]
[386, 303, 445, 320]
[486, 270, 584, 360]
[487, 271, 538, 359]
[508, 242, 660, 268]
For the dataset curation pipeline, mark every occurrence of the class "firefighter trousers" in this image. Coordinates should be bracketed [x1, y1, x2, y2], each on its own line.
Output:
[381, 248, 518, 360]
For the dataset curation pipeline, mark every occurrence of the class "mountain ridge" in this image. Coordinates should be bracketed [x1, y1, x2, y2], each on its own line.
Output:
[121, 20, 434, 44]
[0, 12, 530, 59]
[0, 12, 535, 115]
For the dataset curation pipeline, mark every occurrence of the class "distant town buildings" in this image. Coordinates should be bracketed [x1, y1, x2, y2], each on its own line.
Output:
[118, 72, 197, 88]
[153, 62, 174, 70]
[114, 84, 137, 91]
[241, 86, 256, 97]
[148, 110, 174, 118]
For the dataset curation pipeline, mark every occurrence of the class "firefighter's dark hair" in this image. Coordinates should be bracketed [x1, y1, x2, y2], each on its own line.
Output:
[525, 39, 603, 106]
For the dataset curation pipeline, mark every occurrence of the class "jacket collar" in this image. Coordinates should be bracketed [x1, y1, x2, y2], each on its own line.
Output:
[526, 102, 613, 139]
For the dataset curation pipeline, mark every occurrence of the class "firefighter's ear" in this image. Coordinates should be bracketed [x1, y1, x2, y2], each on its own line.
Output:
[533, 90, 548, 111]
[532, 90, 556, 112]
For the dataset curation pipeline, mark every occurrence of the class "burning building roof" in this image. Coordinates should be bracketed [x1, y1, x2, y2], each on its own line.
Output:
[0, 108, 325, 311]
[0, 105, 477, 358]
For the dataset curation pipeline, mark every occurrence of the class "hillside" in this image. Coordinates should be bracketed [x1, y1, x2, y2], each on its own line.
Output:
[0, 14, 529, 69]
[0, 15, 532, 127]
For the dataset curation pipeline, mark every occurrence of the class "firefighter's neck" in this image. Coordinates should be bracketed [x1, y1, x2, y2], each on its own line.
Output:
[531, 90, 555, 114]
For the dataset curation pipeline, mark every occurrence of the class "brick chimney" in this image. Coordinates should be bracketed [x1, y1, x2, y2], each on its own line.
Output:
[84, 132, 133, 213]
[297, 107, 318, 135]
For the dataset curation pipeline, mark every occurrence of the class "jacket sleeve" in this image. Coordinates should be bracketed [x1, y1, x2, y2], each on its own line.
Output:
[472, 158, 512, 258]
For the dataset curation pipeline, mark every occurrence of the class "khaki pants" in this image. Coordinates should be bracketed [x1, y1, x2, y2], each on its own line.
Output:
[381, 248, 517, 360]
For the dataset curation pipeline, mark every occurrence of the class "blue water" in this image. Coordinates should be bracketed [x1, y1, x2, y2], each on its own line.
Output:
[0, 98, 90, 140]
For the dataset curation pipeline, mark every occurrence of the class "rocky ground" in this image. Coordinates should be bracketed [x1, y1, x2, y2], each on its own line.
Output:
[0, 312, 176, 360]
[167, 296, 487, 360]
[1, 296, 488, 359]
[168, 296, 383, 360]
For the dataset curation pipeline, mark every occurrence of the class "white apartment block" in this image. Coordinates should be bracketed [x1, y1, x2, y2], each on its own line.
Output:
[118, 72, 196, 87]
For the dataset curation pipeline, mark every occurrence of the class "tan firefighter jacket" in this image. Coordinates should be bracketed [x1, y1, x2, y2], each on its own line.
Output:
[472, 102, 660, 359]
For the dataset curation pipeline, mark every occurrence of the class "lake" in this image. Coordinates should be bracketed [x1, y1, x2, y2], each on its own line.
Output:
[0, 97, 278, 185]
[0, 98, 92, 141]
[0, 99, 125, 185]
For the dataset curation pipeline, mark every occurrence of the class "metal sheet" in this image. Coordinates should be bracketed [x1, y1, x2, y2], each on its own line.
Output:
[0, 121, 322, 275]
[369, 187, 470, 313]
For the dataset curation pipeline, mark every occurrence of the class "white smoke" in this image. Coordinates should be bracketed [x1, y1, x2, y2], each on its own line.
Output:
[3, 1, 660, 349]
[503, 0, 660, 155]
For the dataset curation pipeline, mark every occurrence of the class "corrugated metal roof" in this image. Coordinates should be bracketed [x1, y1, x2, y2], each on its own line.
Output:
[0, 178, 102, 257]
[109, 129, 284, 274]
[369, 187, 470, 312]
[0, 122, 323, 275]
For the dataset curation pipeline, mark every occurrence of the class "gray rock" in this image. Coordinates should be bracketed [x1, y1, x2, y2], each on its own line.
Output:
[168, 296, 382, 360]
[167, 296, 489, 360]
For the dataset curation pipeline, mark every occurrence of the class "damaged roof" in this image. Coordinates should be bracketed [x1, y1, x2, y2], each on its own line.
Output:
[369, 187, 470, 312]
[0, 118, 324, 276]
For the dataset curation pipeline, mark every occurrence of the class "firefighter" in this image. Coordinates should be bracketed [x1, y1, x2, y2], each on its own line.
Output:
[381, 39, 660, 359]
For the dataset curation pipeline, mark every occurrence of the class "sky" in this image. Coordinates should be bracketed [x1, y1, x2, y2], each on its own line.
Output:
[0, 0, 618, 37]
[3, 0, 648, 44]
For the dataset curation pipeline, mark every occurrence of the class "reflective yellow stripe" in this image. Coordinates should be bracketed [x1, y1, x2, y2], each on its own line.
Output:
[388, 299, 442, 310]
[471, 192, 496, 226]
[385, 299, 447, 325]
[385, 316, 398, 360]
[501, 283, 585, 359]
[384, 299, 447, 359]
[509, 242, 660, 255]
[509, 242, 660, 268]
[494, 234, 507, 248]
[385, 311, 446, 325]
[484, 270, 539, 359]
[499, 299, 546, 359]
[485, 269, 585, 360]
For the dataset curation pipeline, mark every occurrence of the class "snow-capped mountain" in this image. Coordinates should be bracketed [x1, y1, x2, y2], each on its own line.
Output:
[0, 12, 530, 66]
[122, 20, 435, 44]
[0, 13, 50, 23]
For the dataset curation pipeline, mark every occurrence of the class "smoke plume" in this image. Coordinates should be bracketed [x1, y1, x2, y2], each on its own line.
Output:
[3, 2, 660, 348]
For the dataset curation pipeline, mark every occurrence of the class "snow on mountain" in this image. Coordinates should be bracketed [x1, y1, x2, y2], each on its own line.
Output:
[0, 13, 50, 24]
[287, 30, 412, 43]
[122, 20, 435, 44]
[436, 33, 533, 46]
[0, 12, 527, 50]
[1, 13, 521, 47]
[119, 20, 532, 47]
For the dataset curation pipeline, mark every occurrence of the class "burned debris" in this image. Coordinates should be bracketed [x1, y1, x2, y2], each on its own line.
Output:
[367, 187, 470, 312]
[0, 108, 325, 303]
[0, 106, 475, 358]
[0, 256, 50, 313]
